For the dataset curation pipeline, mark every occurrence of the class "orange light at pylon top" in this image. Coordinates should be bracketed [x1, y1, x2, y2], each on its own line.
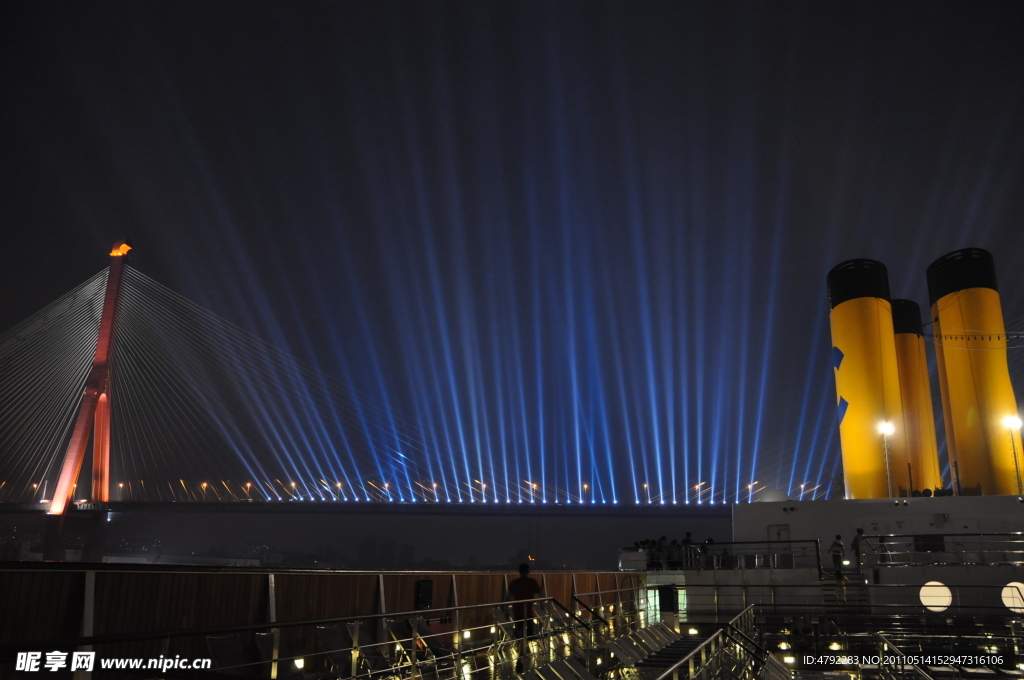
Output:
[110, 241, 132, 257]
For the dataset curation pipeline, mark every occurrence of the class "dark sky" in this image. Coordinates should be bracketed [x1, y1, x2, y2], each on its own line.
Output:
[2, 1, 1023, 503]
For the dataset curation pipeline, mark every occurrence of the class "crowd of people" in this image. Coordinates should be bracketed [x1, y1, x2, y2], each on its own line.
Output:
[632, 533, 721, 570]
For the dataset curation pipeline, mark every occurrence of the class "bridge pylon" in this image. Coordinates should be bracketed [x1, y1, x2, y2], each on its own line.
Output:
[47, 241, 131, 515]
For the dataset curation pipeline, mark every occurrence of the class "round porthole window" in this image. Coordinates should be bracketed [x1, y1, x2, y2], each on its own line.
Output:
[919, 581, 952, 612]
[1001, 582, 1024, 613]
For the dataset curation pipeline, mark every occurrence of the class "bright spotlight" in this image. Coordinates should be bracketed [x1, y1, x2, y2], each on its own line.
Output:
[1004, 416, 1023, 430]
[878, 422, 895, 436]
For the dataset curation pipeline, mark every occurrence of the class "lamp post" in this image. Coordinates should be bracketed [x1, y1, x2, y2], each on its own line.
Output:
[1004, 415, 1023, 494]
[878, 422, 895, 498]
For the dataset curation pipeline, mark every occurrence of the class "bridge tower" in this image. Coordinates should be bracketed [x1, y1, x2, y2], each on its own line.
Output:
[48, 241, 131, 515]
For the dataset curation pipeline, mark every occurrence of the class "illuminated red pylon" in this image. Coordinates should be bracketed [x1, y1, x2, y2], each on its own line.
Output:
[48, 241, 131, 515]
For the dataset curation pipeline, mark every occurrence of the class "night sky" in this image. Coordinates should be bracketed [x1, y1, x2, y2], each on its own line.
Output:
[2, 1, 1023, 504]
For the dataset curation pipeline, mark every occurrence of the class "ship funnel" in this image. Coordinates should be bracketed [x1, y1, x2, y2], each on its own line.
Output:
[890, 299, 942, 494]
[926, 248, 1021, 495]
[826, 259, 910, 498]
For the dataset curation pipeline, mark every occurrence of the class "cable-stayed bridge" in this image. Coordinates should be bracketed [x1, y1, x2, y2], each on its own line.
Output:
[0, 243, 470, 514]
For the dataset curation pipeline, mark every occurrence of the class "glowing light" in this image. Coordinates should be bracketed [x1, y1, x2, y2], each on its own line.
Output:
[109, 242, 132, 257]
[1001, 582, 1024, 613]
[878, 422, 895, 436]
[919, 581, 952, 611]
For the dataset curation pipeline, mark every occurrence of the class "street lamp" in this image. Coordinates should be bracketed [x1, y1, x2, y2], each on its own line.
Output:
[1004, 415, 1023, 494]
[878, 422, 895, 498]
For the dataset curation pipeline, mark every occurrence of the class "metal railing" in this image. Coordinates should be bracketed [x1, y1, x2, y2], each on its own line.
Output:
[0, 583, 652, 680]
[875, 634, 935, 680]
[860, 532, 1024, 569]
[639, 606, 790, 680]
[678, 580, 1024, 617]
[620, 540, 822, 573]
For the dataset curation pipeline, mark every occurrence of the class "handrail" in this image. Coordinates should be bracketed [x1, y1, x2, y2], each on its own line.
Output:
[651, 627, 725, 680]
[0, 595, 563, 654]
[627, 539, 824, 548]
[551, 596, 604, 629]
[682, 583, 1024, 612]
[728, 604, 757, 628]
[572, 595, 609, 625]
[0, 561, 623, 576]
[865, 532, 1024, 538]
[876, 632, 935, 680]
[573, 585, 646, 598]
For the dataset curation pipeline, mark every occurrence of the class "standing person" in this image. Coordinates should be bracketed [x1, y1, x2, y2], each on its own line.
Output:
[828, 535, 845, 576]
[508, 563, 542, 670]
[852, 528, 872, 566]
[877, 536, 891, 563]
[681, 532, 694, 569]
